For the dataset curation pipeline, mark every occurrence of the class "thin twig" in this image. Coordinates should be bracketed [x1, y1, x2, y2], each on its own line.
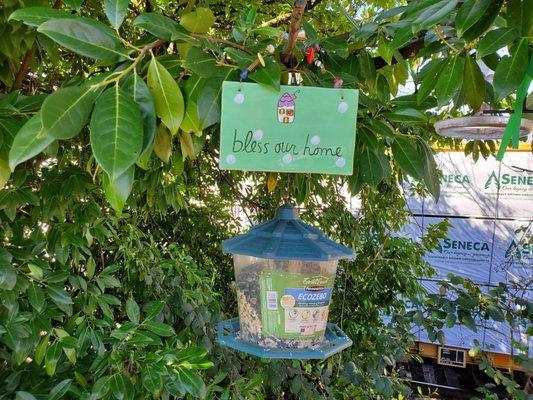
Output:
[191, 34, 254, 55]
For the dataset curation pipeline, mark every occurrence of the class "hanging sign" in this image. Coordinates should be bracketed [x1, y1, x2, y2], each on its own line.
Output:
[219, 82, 358, 175]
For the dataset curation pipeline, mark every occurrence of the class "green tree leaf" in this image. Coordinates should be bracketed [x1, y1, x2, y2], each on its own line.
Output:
[15, 392, 38, 400]
[461, 0, 503, 41]
[359, 146, 384, 187]
[123, 74, 156, 156]
[384, 108, 426, 122]
[493, 39, 528, 101]
[180, 7, 215, 34]
[463, 55, 486, 110]
[126, 297, 140, 324]
[47, 286, 73, 305]
[476, 28, 519, 59]
[456, 0, 494, 37]
[153, 125, 172, 163]
[174, 368, 206, 398]
[249, 57, 281, 92]
[0, 265, 17, 290]
[110, 374, 134, 400]
[418, 138, 440, 200]
[104, 0, 129, 30]
[141, 365, 163, 393]
[392, 136, 426, 179]
[184, 47, 223, 78]
[411, 0, 459, 33]
[90, 85, 143, 179]
[103, 167, 134, 213]
[45, 342, 62, 376]
[9, 112, 54, 170]
[435, 55, 465, 107]
[9, 7, 75, 27]
[48, 379, 72, 400]
[143, 320, 174, 336]
[147, 57, 184, 135]
[134, 13, 193, 42]
[42, 86, 97, 139]
[417, 58, 448, 104]
[37, 18, 130, 61]
[27, 282, 45, 312]
[35, 333, 50, 365]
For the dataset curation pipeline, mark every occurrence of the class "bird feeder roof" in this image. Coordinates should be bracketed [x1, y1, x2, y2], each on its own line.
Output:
[222, 204, 354, 261]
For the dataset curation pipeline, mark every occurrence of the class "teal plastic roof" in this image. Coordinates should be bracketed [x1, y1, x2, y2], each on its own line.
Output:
[222, 204, 355, 261]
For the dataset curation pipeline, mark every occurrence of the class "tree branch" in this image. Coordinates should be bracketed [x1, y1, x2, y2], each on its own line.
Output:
[281, 0, 308, 66]
[11, 51, 35, 90]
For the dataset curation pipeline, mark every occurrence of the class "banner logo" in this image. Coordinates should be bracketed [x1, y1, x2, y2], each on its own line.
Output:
[484, 171, 500, 190]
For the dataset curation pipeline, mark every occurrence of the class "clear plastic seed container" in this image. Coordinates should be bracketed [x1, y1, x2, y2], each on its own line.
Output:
[233, 254, 338, 349]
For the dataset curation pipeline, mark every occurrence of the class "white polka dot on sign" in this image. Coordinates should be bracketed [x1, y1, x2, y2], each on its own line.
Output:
[226, 154, 236, 165]
[336, 157, 346, 167]
[338, 101, 348, 113]
[282, 154, 293, 164]
[310, 135, 320, 145]
[253, 130, 263, 140]
[234, 93, 245, 104]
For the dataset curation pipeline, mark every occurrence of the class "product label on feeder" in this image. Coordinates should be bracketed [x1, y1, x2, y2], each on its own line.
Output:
[260, 271, 335, 339]
[219, 82, 358, 175]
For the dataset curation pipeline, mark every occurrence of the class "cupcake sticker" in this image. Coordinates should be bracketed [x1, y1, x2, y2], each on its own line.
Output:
[277, 92, 298, 124]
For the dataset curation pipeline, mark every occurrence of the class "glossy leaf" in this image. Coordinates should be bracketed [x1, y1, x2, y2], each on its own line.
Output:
[143, 320, 174, 336]
[461, 0, 503, 41]
[392, 136, 425, 179]
[493, 39, 528, 101]
[435, 55, 464, 107]
[134, 13, 193, 43]
[419, 139, 440, 200]
[126, 297, 140, 324]
[110, 375, 134, 400]
[456, 0, 494, 37]
[9, 7, 75, 27]
[411, 0, 458, 33]
[103, 167, 134, 213]
[249, 57, 281, 92]
[153, 125, 172, 163]
[90, 85, 143, 179]
[0, 265, 17, 290]
[45, 342, 62, 376]
[359, 147, 384, 187]
[174, 368, 206, 398]
[384, 108, 425, 122]
[180, 7, 215, 34]
[15, 392, 38, 400]
[42, 85, 97, 139]
[48, 379, 72, 400]
[141, 365, 163, 393]
[47, 286, 73, 306]
[463, 55, 486, 110]
[38, 18, 129, 61]
[122, 74, 156, 156]
[417, 59, 447, 104]
[147, 58, 184, 135]
[104, 0, 129, 30]
[28, 282, 45, 312]
[184, 47, 223, 78]
[9, 112, 53, 170]
[476, 28, 519, 59]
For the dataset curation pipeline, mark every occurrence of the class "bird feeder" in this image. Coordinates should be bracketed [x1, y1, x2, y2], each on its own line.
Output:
[217, 204, 354, 359]
[434, 116, 533, 140]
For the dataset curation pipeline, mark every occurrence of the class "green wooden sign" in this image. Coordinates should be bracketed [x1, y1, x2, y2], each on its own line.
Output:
[219, 82, 358, 175]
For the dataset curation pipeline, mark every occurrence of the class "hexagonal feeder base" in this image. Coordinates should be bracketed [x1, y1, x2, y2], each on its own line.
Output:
[216, 318, 352, 359]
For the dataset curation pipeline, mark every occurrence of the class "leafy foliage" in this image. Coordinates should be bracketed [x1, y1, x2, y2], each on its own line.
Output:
[0, 0, 531, 398]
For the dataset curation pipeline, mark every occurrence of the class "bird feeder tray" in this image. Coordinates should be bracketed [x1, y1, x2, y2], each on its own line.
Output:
[218, 204, 354, 359]
[217, 318, 353, 359]
[434, 116, 533, 140]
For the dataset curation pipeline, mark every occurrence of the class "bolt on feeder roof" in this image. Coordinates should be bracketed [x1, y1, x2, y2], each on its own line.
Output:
[222, 204, 355, 261]
[217, 204, 354, 359]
